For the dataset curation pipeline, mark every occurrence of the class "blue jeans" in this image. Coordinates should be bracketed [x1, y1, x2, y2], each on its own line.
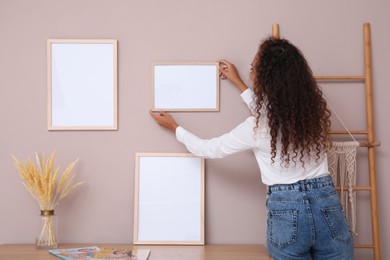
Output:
[266, 175, 354, 260]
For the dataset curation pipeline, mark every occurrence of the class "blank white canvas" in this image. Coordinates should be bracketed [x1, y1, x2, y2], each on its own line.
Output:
[136, 155, 203, 243]
[51, 43, 115, 127]
[153, 64, 218, 110]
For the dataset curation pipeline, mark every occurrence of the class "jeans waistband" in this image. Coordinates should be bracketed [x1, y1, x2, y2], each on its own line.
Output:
[268, 175, 334, 194]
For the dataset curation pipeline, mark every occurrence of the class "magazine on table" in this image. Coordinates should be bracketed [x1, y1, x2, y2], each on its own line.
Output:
[48, 246, 151, 260]
[93, 247, 151, 260]
[48, 246, 100, 260]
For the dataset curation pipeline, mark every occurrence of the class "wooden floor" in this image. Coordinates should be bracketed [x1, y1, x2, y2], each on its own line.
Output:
[0, 244, 272, 260]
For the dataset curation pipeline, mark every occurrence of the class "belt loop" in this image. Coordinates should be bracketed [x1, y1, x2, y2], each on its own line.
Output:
[299, 180, 306, 192]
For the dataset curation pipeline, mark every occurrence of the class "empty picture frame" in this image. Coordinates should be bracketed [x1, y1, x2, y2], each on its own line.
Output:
[47, 39, 118, 130]
[152, 62, 220, 111]
[134, 153, 205, 245]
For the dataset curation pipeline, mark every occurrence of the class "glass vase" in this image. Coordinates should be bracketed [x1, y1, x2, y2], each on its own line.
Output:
[36, 210, 58, 249]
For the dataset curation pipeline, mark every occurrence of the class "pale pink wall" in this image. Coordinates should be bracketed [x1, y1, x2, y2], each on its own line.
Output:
[1, 0, 389, 259]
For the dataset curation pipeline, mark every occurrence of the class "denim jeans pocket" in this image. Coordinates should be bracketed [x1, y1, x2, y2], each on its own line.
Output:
[267, 209, 298, 248]
[321, 204, 353, 244]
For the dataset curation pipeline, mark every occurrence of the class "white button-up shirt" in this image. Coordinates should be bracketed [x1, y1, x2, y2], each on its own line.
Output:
[176, 89, 329, 186]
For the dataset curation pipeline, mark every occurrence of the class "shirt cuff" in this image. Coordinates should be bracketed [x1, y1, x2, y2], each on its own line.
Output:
[175, 126, 186, 143]
[240, 88, 253, 103]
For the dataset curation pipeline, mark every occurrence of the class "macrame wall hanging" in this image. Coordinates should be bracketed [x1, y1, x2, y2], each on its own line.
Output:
[327, 141, 359, 235]
[325, 95, 360, 235]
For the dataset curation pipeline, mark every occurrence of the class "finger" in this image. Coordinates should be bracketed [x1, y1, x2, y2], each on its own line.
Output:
[159, 111, 170, 118]
[218, 67, 229, 77]
[219, 65, 230, 72]
[219, 64, 231, 74]
[150, 110, 159, 120]
[218, 59, 231, 66]
[219, 72, 227, 79]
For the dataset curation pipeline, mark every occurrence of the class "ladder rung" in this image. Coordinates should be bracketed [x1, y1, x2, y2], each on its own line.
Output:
[335, 186, 371, 191]
[359, 141, 381, 147]
[315, 76, 365, 81]
[354, 244, 374, 249]
[329, 130, 368, 135]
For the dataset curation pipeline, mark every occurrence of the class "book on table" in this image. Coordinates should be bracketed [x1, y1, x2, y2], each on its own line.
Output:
[48, 246, 151, 260]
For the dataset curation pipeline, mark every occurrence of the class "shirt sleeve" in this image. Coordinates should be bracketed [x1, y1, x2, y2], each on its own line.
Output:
[240, 88, 256, 115]
[175, 117, 259, 159]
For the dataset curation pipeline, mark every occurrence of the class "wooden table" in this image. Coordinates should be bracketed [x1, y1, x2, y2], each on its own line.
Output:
[0, 244, 272, 260]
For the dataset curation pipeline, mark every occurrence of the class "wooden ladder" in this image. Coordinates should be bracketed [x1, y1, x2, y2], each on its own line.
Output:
[271, 23, 381, 259]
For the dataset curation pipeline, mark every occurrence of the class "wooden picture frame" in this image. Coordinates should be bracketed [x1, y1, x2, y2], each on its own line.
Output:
[152, 62, 220, 112]
[47, 39, 118, 130]
[134, 153, 205, 245]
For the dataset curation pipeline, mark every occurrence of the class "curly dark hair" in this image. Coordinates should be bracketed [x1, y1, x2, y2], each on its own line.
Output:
[253, 37, 331, 166]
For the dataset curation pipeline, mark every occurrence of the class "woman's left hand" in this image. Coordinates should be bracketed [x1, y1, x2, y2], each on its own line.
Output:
[150, 110, 179, 133]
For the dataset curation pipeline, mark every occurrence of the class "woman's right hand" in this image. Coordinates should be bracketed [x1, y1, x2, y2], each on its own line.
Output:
[218, 59, 248, 93]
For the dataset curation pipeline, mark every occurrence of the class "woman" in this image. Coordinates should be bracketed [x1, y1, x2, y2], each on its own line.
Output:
[150, 37, 354, 260]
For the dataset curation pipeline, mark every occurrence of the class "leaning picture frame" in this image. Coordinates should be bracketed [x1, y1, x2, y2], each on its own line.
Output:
[134, 153, 205, 245]
[47, 39, 118, 130]
[151, 62, 220, 112]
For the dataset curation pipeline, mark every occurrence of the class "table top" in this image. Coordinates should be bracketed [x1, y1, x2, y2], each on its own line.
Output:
[0, 244, 272, 260]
